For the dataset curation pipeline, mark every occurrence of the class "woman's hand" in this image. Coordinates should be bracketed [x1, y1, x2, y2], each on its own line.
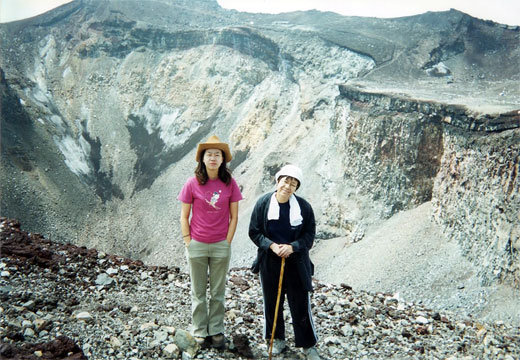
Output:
[180, 202, 192, 247]
[270, 243, 293, 258]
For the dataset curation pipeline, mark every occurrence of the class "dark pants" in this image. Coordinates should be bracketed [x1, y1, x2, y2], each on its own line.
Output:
[260, 252, 318, 348]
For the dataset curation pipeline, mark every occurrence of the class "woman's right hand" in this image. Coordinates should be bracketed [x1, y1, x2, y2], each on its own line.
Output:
[270, 243, 292, 258]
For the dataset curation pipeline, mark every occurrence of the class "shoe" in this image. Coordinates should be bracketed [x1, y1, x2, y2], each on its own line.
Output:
[269, 338, 286, 355]
[304, 346, 321, 360]
[211, 333, 226, 349]
[194, 336, 205, 345]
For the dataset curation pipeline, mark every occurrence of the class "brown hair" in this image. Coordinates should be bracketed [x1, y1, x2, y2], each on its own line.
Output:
[195, 149, 232, 185]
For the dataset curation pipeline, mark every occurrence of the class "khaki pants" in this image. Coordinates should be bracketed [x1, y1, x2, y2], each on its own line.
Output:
[186, 239, 231, 337]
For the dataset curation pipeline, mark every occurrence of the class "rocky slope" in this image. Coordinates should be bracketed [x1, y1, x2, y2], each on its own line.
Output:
[0, 0, 519, 329]
[2, 218, 520, 359]
[312, 202, 520, 326]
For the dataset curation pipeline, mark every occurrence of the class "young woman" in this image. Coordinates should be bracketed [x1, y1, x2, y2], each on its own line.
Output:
[178, 135, 243, 349]
[249, 164, 320, 359]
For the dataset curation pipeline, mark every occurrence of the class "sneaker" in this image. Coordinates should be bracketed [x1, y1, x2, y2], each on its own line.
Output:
[303, 346, 321, 360]
[194, 336, 206, 345]
[211, 333, 226, 349]
[269, 338, 286, 355]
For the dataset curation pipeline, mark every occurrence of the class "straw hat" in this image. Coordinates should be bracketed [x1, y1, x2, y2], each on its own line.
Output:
[195, 135, 232, 162]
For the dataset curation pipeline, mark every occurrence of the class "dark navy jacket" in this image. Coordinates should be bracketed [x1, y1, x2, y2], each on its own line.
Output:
[249, 192, 316, 291]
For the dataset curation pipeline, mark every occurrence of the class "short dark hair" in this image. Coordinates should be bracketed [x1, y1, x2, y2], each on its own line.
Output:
[277, 175, 300, 190]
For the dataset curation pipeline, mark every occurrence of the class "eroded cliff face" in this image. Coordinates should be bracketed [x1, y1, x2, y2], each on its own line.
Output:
[336, 88, 519, 287]
[0, 0, 519, 287]
[433, 128, 519, 286]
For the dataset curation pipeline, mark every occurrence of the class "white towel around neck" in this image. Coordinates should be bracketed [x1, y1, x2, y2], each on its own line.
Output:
[267, 193, 303, 226]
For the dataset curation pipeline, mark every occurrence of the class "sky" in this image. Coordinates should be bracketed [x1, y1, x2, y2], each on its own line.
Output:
[0, 0, 519, 25]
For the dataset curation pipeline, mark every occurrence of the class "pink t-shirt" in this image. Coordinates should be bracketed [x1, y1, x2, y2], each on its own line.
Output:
[177, 176, 243, 243]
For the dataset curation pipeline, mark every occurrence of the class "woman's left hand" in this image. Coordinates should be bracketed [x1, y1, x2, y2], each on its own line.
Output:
[278, 244, 293, 258]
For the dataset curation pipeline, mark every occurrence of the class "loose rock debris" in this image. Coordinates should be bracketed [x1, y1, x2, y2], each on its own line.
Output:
[1, 218, 519, 359]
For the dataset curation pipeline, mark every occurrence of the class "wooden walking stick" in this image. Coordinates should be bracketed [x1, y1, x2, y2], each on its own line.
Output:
[268, 257, 286, 360]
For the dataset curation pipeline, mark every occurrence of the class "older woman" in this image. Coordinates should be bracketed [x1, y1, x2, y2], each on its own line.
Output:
[178, 135, 243, 349]
[249, 164, 320, 360]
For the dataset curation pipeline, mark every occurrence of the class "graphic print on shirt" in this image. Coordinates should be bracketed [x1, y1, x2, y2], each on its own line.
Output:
[206, 190, 222, 209]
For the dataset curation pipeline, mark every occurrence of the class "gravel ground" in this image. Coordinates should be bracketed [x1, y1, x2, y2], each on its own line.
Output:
[1, 217, 520, 359]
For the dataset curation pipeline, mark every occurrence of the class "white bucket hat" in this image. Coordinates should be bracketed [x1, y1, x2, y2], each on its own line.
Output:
[275, 164, 302, 189]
